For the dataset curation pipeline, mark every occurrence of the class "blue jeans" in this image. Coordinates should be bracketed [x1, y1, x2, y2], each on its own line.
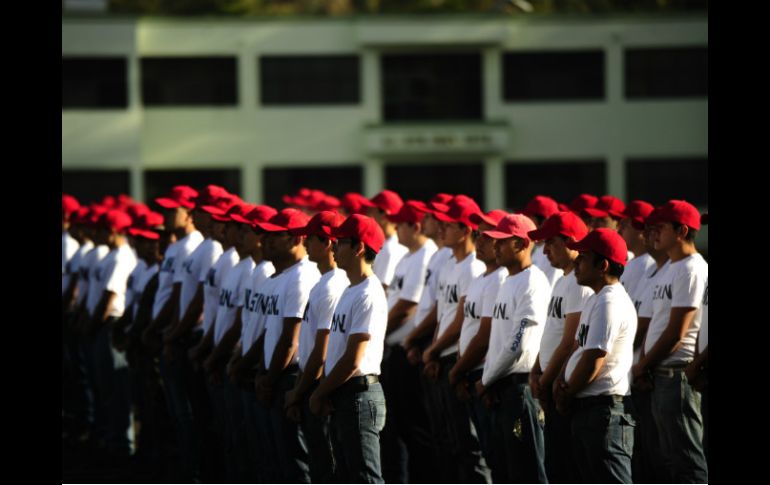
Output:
[488, 378, 547, 483]
[630, 389, 668, 483]
[544, 398, 579, 483]
[571, 396, 634, 483]
[437, 355, 491, 483]
[93, 321, 133, 456]
[701, 383, 708, 461]
[330, 381, 387, 483]
[270, 370, 311, 483]
[300, 386, 336, 483]
[466, 370, 495, 479]
[652, 369, 708, 483]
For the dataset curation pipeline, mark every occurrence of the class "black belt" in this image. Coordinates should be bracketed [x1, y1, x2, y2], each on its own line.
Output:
[493, 372, 529, 388]
[573, 394, 625, 409]
[334, 374, 379, 396]
[653, 362, 690, 377]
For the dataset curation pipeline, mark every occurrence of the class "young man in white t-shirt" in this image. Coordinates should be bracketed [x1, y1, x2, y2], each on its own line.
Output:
[281, 210, 348, 483]
[253, 208, 319, 483]
[308, 214, 388, 483]
[618, 200, 656, 298]
[554, 228, 637, 483]
[526, 211, 593, 484]
[447, 209, 508, 476]
[360, 189, 408, 294]
[477, 213, 551, 484]
[87, 209, 139, 459]
[522, 195, 563, 289]
[378, 201, 437, 483]
[631, 200, 708, 483]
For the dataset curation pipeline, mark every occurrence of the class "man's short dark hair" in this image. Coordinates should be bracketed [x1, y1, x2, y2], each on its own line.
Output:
[591, 252, 624, 278]
[350, 238, 378, 263]
[671, 222, 698, 242]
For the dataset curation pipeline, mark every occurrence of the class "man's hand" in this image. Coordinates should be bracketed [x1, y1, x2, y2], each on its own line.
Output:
[422, 346, 437, 366]
[454, 380, 471, 402]
[284, 389, 300, 410]
[423, 360, 440, 380]
[553, 378, 572, 416]
[685, 362, 706, 392]
[529, 371, 542, 401]
[285, 403, 302, 423]
[448, 366, 461, 387]
[406, 347, 421, 366]
[309, 389, 333, 417]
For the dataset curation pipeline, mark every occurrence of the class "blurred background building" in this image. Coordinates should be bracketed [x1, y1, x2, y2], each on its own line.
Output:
[62, 0, 707, 228]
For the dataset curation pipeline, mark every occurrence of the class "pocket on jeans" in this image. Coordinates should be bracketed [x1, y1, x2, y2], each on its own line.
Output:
[619, 414, 636, 457]
[367, 400, 386, 432]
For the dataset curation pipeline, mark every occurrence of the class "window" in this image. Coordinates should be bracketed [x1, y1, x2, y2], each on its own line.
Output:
[503, 51, 605, 101]
[62, 57, 128, 109]
[504, 161, 606, 211]
[262, 166, 363, 209]
[625, 157, 707, 206]
[625, 47, 708, 98]
[260, 55, 360, 105]
[382, 53, 483, 121]
[144, 168, 241, 205]
[141, 57, 238, 106]
[385, 163, 484, 206]
[62, 169, 131, 204]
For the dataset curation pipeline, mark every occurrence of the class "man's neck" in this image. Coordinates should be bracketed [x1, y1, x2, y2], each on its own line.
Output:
[484, 261, 500, 275]
[505, 255, 532, 277]
[345, 260, 372, 285]
[408, 236, 427, 253]
[591, 277, 618, 294]
[316, 254, 336, 274]
[668, 243, 697, 263]
[274, 250, 304, 273]
[562, 261, 576, 275]
[175, 225, 195, 240]
[451, 241, 474, 262]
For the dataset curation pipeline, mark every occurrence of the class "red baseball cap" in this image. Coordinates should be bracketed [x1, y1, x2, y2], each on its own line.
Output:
[567, 228, 629, 266]
[201, 197, 237, 217]
[469, 209, 508, 228]
[101, 195, 117, 209]
[291, 210, 346, 238]
[62, 194, 80, 216]
[522, 195, 559, 220]
[315, 195, 341, 212]
[87, 205, 109, 227]
[483, 213, 537, 241]
[127, 228, 160, 240]
[100, 209, 133, 234]
[652, 200, 702, 231]
[360, 190, 404, 215]
[568, 194, 598, 214]
[126, 203, 151, 220]
[71, 207, 91, 226]
[340, 192, 370, 215]
[193, 184, 228, 207]
[583, 195, 626, 219]
[431, 193, 454, 205]
[116, 194, 134, 210]
[331, 214, 386, 253]
[433, 196, 482, 229]
[528, 211, 589, 242]
[211, 202, 253, 223]
[231, 205, 278, 227]
[127, 211, 163, 239]
[254, 208, 311, 232]
[619, 200, 655, 230]
[387, 200, 428, 224]
[155, 185, 199, 210]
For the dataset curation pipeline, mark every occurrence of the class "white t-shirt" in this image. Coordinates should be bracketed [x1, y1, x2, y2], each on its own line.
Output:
[539, 271, 594, 372]
[532, 243, 563, 289]
[94, 244, 138, 318]
[76, 244, 100, 307]
[132, 263, 159, 319]
[636, 260, 671, 320]
[178, 238, 222, 325]
[125, 259, 148, 317]
[173, 231, 205, 319]
[436, 252, 485, 357]
[62, 232, 80, 295]
[699, 278, 708, 353]
[325, 274, 388, 377]
[67, 240, 93, 299]
[482, 265, 551, 386]
[85, 245, 111, 316]
[241, 267, 279, 356]
[565, 283, 637, 397]
[203, 247, 239, 335]
[458, 267, 508, 371]
[213, 256, 255, 345]
[385, 239, 438, 345]
[373, 233, 409, 292]
[644, 254, 708, 366]
[262, 257, 320, 369]
[413, 246, 453, 335]
[620, 253, 655, 305]
[152, 242, 180, 320]
[298, 268, 349, 370]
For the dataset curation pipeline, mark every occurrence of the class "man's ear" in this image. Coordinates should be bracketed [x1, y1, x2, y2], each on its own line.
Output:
[677, 224, 690, 241]
[354, 240, 366, 258]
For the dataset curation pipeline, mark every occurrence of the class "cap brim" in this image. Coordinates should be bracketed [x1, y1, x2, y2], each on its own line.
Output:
[201, 205, 226, 216]
[128, 228, 160, 240]
[608, 210, 628, 219]
[358, 199, 377, 208]
[583, 208, 609, 218]
[155, 198, 181, 209]
[565, 239, 590, 252]
[631, 219, 646, 231]
[483, 230, 516, 240]
[433, 211, 458, 223]
[469, 212, 497, 227]
[254, 221, 289, 232]
[229, 214, 252, 225]
[528, 226, 559, 241]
